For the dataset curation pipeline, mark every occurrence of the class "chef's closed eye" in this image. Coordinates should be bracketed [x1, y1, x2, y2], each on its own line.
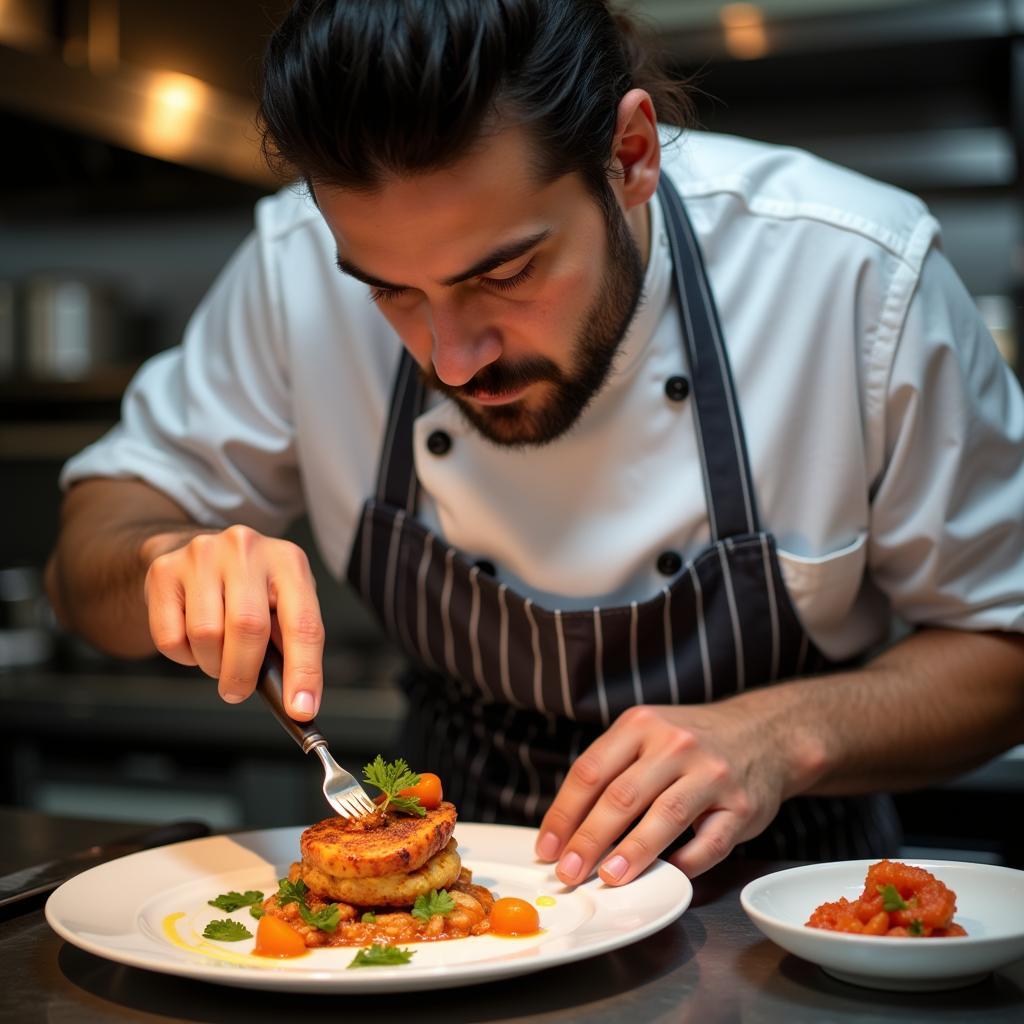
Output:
[480, 257, 538, 294]
[369, 283, 412, 306]
[370, 258, 538, 306]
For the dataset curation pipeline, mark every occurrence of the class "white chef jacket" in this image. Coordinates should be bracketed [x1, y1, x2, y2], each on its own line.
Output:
[61, 131, 1024, 662]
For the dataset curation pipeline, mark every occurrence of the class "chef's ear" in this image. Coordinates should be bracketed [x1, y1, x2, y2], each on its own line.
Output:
[609, 89, 660, 211]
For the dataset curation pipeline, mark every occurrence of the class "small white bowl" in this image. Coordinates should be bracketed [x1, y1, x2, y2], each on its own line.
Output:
[740, 859, 1024, 991]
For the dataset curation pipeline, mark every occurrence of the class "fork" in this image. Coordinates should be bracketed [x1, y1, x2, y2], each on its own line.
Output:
[256, 646, 378, 820]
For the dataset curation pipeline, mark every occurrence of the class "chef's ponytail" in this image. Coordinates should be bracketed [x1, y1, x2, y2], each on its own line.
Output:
[258, 0, 692, 207]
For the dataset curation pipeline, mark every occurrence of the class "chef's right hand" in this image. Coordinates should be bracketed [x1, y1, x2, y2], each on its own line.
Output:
[143, 525, 324, 719]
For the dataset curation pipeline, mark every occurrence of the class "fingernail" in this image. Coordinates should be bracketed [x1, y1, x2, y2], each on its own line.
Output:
[601, 855, 628, 882]
[291, 690, 315, 716]
[221, 692, 246, 704]
[558, 851, 582, 882]
[536, 831, 560, 861]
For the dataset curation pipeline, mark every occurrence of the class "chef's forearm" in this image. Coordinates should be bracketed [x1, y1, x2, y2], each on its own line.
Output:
[730, 627, 1024, 798]
[45, 478, 205, 658]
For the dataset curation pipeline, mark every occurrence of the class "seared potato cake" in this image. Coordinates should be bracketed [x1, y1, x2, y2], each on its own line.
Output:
[300, 800, 457, 878]
[292, 838, 462, 906]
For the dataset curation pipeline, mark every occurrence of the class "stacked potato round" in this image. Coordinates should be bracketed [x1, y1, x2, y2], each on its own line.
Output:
[293, 801, 461, 906]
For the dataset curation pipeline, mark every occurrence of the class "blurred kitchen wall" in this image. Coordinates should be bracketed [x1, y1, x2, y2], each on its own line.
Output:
[9, 0, 1017, 649]
[3, 0, 1020, 578]
[1, 0, 1021, 848]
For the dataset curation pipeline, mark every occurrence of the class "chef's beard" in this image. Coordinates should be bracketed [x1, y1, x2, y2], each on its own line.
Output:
[420, 195, 646, 447]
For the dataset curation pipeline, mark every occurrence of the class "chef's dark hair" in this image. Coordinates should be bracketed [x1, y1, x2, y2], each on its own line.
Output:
[258, 0, 692, 211]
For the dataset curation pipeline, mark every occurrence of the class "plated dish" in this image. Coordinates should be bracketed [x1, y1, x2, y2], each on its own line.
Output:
[46, 808, 692, 993]
[741, 859, 1024, 991]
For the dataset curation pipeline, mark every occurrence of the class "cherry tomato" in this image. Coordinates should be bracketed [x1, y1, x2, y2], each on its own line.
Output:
[399, 772, 443, 810]
[489, 897, 540, 936]
[253, 913, 307, 958]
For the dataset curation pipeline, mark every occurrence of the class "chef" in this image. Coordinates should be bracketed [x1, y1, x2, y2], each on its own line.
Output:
[46, 0, 1024, 888]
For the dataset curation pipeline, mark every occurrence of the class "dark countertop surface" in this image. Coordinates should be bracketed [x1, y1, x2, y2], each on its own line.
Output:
[2, 807, 1023, 1022]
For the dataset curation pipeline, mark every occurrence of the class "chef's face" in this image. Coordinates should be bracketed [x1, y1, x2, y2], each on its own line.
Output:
[314, 123, 648, 446]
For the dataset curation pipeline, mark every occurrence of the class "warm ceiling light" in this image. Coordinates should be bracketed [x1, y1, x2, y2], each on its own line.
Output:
[0, 0, 49, 52]
[141, 71, 209, 158]
[719, 2, 769, 61]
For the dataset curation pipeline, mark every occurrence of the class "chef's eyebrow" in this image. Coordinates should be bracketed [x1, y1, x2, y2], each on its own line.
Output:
[334, 228, 552, 291]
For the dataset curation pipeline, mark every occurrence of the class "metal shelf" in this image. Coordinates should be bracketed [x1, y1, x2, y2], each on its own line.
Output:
[650, 0, 1011, 63]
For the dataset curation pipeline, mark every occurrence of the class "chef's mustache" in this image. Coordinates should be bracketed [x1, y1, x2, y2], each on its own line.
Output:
[421, 357, 562, 400]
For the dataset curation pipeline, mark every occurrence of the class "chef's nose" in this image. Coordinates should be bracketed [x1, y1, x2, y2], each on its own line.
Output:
[429, 303, 501, 387]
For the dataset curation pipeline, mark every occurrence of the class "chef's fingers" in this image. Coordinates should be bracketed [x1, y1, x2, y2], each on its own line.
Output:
[556, 758, 702, 887]
[534, 711, 650, 864]
[596, 783, 728, 885]
[269, 546, 324, 720]
[664, 807, 741, 878]
[269, 614, 284, 655]
[216, 573, 272, 704]
[145, 555, 196, 667]
[181, 536, 227, 682]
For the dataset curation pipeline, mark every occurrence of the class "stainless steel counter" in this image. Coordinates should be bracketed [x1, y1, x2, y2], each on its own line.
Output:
[2, 808, 1023, 1023]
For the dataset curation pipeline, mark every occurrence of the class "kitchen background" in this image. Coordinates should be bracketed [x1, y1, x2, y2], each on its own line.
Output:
[1, 0, 1021, 862]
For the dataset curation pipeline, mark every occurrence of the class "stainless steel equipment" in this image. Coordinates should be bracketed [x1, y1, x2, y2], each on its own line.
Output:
[23, 275, 121, 381]
[0, 566, 54, 668]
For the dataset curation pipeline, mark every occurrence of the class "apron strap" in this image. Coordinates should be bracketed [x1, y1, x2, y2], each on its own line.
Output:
[658, 177, 761, 539]
[373, 348, 425, 513]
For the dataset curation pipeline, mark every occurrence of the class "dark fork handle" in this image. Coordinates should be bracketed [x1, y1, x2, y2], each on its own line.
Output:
[256, 646, 327, 755]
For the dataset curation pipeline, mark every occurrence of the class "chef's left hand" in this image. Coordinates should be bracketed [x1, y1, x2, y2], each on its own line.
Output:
[534, 701, 805, 883]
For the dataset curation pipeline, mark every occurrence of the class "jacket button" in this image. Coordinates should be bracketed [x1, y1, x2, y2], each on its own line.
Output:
[426, 430, 452, 455]
[474, 559, 497, 576]
[657, 550, 682, 576]
[665, 375, 690, 402]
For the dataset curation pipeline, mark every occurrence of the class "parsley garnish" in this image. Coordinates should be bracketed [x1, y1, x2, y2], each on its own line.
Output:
[250, 905, 265, 920]
[275, 877, 309, 907]
[411, 888, 455, 921]
[877, 884, 908, 912]
[347, 943, 416, 968]
[208, 889, 263, 912]
[361, 912, 377, 924]
[362, 756, 426, 817]
[298, 903, 341, 932]
[273, 876, 337, 929]
[203, 919, 253, 941]
[909, 919, 925, 936]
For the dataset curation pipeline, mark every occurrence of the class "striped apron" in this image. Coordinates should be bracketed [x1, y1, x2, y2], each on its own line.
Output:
[346, 177, 901, 861]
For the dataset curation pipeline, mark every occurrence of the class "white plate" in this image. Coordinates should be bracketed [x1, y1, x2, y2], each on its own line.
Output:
[740, 859, 1024, 991]
[45, 822, 691, 993]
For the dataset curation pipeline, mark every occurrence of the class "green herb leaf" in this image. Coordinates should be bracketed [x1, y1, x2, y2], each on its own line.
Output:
[388, 795, 427, 817]
[275, 877, 309, 908]
[361, 912, 377, 924]
[203, 919, 253, 941]
[298, 903, 341, 933]
[909, 919, 925, 936]
[347, 943, 415, 968]
[877, 884, 908, 912]
[362, 755, 424, 816]
[250, 905, 265, 920]
[411, 888, 456, 921]
[207, 889, 264, 912]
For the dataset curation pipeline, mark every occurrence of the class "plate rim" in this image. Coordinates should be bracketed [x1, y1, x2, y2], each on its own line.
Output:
[45, 820, 693, 992]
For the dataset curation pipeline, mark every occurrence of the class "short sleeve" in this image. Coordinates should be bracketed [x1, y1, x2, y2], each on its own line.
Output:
[59, 229, 304, 536]
[867, 245, 1024, 633]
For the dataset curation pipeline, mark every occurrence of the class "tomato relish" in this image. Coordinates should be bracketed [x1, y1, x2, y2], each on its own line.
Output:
[806, 860, 967, 937]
